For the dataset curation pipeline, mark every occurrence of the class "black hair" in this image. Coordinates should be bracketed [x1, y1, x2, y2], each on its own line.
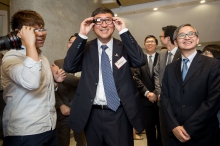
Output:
[162, 25, 177, 45]
[202, 44, 220, 59]
[91, 7, 114, 17]
[69, 33, 78, 41]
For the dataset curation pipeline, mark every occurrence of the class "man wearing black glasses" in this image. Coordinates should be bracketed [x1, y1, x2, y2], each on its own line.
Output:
[160, 24, 220, 145]
[64, 7, 145, 146]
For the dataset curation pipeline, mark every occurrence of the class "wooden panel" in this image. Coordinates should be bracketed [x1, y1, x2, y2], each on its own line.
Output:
[120, 0, 158, 6]
[102, 2, 119, 9]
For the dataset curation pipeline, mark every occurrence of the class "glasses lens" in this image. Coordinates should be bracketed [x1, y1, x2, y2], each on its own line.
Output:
[146, 41, 155, 44]
[34, 29, 47, 32]
[178, 33, 185, 38]
[105, 19, 113, 24]
[188, 32, 195, 37]
[95, 18, 102, 25]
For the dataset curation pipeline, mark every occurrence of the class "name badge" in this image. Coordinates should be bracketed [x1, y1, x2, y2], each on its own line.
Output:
[115, 56, 127, 69]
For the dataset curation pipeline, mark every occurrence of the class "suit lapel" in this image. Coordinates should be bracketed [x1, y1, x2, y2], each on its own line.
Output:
[174, 59, 183, 86]
[112, 38, 123, 81]
[173, 48, 181, 62]
[183, 53, 202, 85]
[89, 39, 99, 82]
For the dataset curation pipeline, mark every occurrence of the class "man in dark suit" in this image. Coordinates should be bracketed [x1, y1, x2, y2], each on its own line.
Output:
[154, 25, 181, 146]
[134, 35, 162, 146]
[64, 7, 145, 146]
[54, 33, 86, 146]
[160, 24, 220, 145]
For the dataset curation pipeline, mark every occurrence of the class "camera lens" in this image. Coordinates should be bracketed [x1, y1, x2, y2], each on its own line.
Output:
[0, 31, 22, 51]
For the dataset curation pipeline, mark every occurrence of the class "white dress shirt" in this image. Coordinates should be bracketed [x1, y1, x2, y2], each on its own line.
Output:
[93, 38, 113, 105]
[144, 52, 156, 96]
[2, 47, 56, 136]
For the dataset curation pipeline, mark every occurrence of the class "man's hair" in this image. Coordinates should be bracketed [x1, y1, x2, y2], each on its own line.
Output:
[91, 7, 114, 17]
[144, 35, 158, 45]
[173, 24, 199, 41]
[10, 10, 44, 31]
[69, 33, 78, 41]
[202, 44, 220, 59]
[162, 25, 177, 45]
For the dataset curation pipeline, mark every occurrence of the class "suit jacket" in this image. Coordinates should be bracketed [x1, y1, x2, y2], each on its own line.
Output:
[64, 31, 146, 133]
[160, 53, 220, 144]
[134, 53, 159, 106]
[154, 49, 181, 96]
[54, 59, 80, 120]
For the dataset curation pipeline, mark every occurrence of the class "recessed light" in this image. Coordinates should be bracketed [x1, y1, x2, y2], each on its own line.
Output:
[200, 0, 205, 3]
[114, 14, 118, 17]
[153, 8, 158, 11]
[197, 44, 202, 46]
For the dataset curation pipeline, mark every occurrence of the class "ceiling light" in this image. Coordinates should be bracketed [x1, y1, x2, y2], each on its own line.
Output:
[114, 14, 118, 17]
[153, 8, 158, 11]
[197, 44, 202, 46]
[200, 0, 205, 3]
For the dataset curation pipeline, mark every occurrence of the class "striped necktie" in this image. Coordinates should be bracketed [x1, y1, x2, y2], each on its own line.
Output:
[101, 45, 120, 111]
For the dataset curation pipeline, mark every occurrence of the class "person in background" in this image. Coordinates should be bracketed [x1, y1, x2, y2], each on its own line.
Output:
[202, 44, 220, 146]
[134, 35, 162, 146]
[161, 24, 220, 145]
[64, 7, 145, 146]
[154, 25, 180, 146]
[2, 10, 65, 146]
[54, 33, 86, 146]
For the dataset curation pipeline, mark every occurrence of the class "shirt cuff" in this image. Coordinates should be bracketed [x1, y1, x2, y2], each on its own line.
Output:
[24, 56, 42, 71]
[78, 33, 88, 39]
[144, 91, 149, 97]
[119, 28, 128, 35]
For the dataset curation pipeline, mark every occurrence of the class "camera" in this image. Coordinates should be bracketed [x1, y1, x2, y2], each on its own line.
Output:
[0, 31, 22, 51]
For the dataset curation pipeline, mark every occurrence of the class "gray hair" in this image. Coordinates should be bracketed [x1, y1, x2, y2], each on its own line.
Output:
[173, 24, 199, 41]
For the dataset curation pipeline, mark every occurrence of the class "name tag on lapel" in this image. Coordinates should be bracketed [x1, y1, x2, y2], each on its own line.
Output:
[115, 56, 127, 69]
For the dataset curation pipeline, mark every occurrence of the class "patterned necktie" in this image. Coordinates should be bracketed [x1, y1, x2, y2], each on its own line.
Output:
[148, 56, 153, 76]
[167, 52, 172, 65]
[101, 45, 120, 112]
[182, 58, 189, 81]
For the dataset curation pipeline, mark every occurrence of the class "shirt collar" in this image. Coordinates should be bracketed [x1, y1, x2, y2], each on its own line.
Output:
[169, 47, 178, 55]
[181, 50, 197, 63]
[147, 52, 156, 58]
[98, 38, 113, 51]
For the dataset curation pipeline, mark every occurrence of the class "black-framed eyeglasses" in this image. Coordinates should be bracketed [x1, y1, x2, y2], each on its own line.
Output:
[93, 18, 114, 25]
[177, 31, 197, 39]
[145, 41, 156, 44]
[34, 28, 47, 32]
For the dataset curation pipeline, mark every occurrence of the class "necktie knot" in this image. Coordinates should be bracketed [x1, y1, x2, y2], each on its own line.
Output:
[167, 52, 172, 65]
[183, 58, 189, 64]
[101, 45, 108, 51]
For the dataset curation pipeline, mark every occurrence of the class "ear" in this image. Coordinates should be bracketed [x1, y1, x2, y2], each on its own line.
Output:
[16, 30, 21, 38]
[174, 40, 178, 46]
[196, 37, 199, 44]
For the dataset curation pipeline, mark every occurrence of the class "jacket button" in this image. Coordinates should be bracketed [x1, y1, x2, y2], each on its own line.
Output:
[95, 83, 98, 86]
[182, 105, 186, 108]
[91, 99, 93, 102]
